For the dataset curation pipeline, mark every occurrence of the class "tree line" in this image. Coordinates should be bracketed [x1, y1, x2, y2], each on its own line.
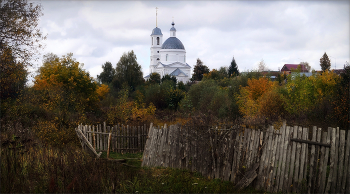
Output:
[1, 0, 349, 148]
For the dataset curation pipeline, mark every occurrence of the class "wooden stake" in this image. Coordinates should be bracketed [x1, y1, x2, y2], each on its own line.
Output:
[107, 132, 112, 158]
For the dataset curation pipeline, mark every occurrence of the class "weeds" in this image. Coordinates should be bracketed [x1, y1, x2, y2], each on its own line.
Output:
[1, 134, 262, 193]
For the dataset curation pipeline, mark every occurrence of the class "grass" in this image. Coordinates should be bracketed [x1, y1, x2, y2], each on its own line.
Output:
[1, 134, 263, 193]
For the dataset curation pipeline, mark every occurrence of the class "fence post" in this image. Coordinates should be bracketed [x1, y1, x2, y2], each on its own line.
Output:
[107, 132, 112, 158]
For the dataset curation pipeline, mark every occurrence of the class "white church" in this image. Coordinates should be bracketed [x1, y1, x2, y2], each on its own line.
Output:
[144, 19, 191, 83]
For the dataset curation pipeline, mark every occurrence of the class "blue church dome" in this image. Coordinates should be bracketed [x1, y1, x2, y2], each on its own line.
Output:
[161, 37, 185, 49]
[151, 27, 163, 35]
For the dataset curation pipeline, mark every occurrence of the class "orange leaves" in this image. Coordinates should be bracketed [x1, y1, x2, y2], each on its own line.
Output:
[106, 89, 156, 125]
[245, 77, 276, 101]
[96, 84, 110, 100]
[237, 77, 282, 122]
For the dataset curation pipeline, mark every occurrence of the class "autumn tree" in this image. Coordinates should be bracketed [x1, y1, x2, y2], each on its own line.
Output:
[191, 58, 210, 81]
[34, 53, 98, 119]
[148, 72, 161, 84]
[97, 62, 115, 84]
[228, 56, 239, 77]
[0, 0, 46, 67]
[320, 52, 331, 72]
[113, 50, 144, 91]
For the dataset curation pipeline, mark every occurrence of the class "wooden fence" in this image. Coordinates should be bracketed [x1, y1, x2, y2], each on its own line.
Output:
[141, 123, 350, 193]
[77, 123, 149, 153]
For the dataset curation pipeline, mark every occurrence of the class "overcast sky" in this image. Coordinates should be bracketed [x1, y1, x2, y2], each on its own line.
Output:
[32, 0, 349, 80]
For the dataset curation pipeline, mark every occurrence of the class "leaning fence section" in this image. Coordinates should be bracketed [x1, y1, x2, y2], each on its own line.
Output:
[77, 123, 149, 153]
[141, 123, 350, 194]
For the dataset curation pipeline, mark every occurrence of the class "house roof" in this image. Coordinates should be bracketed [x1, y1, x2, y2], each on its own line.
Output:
[282, 64, 308, 72]
[170, 68, 188, 77]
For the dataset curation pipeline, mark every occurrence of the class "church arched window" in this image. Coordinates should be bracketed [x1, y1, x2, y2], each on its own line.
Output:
[157, 37, 159, 45]
[166, 54, 168, 61]
[152, 37, 153, 45]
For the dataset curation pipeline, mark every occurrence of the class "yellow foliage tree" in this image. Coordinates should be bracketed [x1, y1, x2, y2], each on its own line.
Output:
[237, 77, 280, 123]
[33, 53, 98, 145]
[96, 84, 110, 100]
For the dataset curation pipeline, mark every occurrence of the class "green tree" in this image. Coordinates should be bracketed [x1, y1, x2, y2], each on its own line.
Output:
[113, 50, 144, 91]
[191, 58, 210, 81]
[161, 74, 177, 85]
[219, 66, 229, 78]
[228, 56, 239, 77]
[148, 72, 161, 84]
[320, 52, 331, 72]
[97, 61, 115, 84]
[0, 47, 27, 100]
[0, 0, 46, 67]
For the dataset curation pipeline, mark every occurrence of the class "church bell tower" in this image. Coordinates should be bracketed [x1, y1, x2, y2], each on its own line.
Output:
[150, 7, 163, 72]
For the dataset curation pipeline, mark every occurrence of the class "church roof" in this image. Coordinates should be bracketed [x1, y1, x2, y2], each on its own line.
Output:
[170, 27, 176, 31]
[151, 27, 163, 36]
[161, 37, 185, 49]
[170, 68, 188, 77]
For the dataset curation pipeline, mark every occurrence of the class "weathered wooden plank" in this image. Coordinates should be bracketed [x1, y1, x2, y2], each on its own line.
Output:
[308, 126, 317, 194]
[75, 126, 102, 158]
[256, 128, 267, 190]
[273, 125, 285, 193]
[141, 123, 153, 166]
[342, 128, 350, 193]
[98, 124, 102, 151]
[290, 138, 331, 147]
[88, 125, 92, 145]
[331, 127, 340, 193]
[292, 126, 302, 193]
[158, 125, 166, 167]
[174, 125, 179, 169]
[336, 129, 345, 193]
[256, 129, 263, 164]
[325, 127, 336, 193]
[231, 128, 241, 183]
[213, 128, 218, 179]
[107, 132, 112, 158]
[303, 128, 309, 182]
[242, 128, 250, 172]
[298, 127, 307, 191]
[223, 130, 233, 181]
[246, 129, 253, 170]
[278, 126, 289, 193]
[263, 126, 274, 190]
[323, 128, 333, 193]
[147, 125, 157, 167]
[344, 130, 350, 194]
[283, 126, 293, 193]
[252, 129, 260, 167]
[104, 123, 108, 150]
[317, 131, 328, 193]
[287, 126, 298, 193]
[235, 128, 244, 183]
[313, 128, 322, 193]
[267, 126, 278, 192]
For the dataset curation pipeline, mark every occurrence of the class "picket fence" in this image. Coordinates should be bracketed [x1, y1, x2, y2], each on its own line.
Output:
[141, 123, 350, 193]
[77, 123, 149, 153]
